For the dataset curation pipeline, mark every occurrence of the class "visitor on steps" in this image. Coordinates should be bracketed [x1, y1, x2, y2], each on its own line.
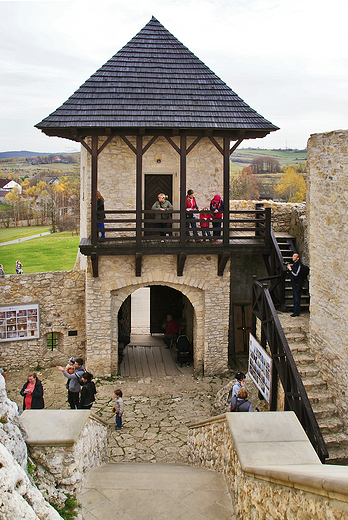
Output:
[287, 253, 302, 317]
[234, 388, 253, 412]
[78, 372, 97, 409]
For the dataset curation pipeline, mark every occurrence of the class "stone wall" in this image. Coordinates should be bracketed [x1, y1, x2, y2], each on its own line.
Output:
[26, 414, 108, 502]
[0, 270, 86, 370]
[230, 200, 308, 260]
[188, 416, 348, 519]
[0, 375, 62, 519]
[85, 253, 230, 377]
[308, 130, 348, 425]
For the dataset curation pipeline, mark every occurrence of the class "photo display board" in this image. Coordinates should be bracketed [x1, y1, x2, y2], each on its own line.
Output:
[0, 304, 39, 342]
[248, 333, 272, 403]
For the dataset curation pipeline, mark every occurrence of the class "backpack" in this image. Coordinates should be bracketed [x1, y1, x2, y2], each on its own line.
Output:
[300, 264, 310, 282]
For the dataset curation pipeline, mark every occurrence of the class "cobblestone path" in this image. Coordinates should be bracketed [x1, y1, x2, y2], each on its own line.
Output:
[6, 366, 231, 464]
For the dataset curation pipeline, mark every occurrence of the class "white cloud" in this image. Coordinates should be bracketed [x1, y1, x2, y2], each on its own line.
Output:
[0, 0, 347, 152]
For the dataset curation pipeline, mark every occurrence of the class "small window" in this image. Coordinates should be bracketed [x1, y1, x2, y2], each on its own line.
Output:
[47, 332, 58, 351]
[68, 330, 77, 337]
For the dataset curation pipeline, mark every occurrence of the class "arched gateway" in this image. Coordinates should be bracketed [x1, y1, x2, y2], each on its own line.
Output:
[35, 17, 278, 376]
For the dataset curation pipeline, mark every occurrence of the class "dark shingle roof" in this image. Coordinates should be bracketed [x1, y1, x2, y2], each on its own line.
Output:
[36, 17, 278, 137]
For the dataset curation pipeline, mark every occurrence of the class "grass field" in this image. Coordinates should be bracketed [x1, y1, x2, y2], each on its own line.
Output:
[0, 226, 51, 244]
[0, 230, 80, 273]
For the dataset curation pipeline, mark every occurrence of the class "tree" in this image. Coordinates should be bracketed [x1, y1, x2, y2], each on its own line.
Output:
[251, 156, 281, 174]
[230, 166, 260, 200]
[275, 167, 306, 202]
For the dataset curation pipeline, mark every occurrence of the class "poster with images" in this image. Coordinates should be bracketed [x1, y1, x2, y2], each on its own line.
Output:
[248, 334, 272, 403]
[0, 304, 39, 342]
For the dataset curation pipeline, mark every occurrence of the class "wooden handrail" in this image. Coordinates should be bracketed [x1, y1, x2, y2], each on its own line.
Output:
[252, 277, 328, 463]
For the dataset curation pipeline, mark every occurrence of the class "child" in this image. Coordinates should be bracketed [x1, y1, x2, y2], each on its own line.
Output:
[16, 260, 23, 274]
[65, 357, 75, 374]
[113, 388, 124, 430]
[199, 208, 212, 239]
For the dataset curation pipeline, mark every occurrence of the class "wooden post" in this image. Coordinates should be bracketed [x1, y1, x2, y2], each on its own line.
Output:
[136, 135, 143, 247]
[91, 136, 98, 246]
[180, 135, 187, 247]
[223, 137, 230, 246]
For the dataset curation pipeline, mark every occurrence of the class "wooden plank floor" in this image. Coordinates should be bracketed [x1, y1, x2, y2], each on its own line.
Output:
[120, 335, 192, 377]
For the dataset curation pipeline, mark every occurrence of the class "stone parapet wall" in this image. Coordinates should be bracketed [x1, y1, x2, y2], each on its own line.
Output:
[0, 270, 86, 370]
[27, 414, 107, 504]
[188, 416, 348, 519]
[230, 200, 308, 259]
[308, 130, 348, 426]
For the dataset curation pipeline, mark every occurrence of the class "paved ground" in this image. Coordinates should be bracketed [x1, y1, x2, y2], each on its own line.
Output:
[80, 463, 235, 520]
[0, 231, 51, 246]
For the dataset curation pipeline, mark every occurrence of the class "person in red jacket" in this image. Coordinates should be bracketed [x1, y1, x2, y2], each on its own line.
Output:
[210, 194, 224, 240]
[162, 314, 179, 349]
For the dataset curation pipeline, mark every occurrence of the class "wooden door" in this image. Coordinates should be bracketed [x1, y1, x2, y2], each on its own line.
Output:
[233, 300, 252, 356]
[144, 175, 173, 233]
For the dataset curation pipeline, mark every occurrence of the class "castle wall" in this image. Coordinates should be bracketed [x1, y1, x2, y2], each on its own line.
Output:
[0, 271, 85, 369]
[307, 129, 348, 424]
[84, 253, 231, 377]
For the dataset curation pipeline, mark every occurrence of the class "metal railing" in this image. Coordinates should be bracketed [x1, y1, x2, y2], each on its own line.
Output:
[252, 277, 328, 463]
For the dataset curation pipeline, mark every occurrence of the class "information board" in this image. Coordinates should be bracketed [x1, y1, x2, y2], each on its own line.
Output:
[248, 333, 272, 403]
[0, 304, 39, 342]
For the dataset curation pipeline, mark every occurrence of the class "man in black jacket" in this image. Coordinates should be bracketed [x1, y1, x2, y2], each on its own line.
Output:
[287, 253, 302, 317]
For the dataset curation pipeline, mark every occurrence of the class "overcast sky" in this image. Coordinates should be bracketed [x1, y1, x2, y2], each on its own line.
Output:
[1, 0, 346, 153]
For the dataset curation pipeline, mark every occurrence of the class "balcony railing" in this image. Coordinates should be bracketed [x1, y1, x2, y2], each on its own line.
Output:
[88, 207, 271, 249]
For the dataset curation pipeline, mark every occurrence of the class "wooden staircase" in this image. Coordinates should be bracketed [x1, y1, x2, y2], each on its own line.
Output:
[281, 321, 348, 463]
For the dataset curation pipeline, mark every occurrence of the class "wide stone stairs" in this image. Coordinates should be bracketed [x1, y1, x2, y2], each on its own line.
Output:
[282, 321, 348, 463]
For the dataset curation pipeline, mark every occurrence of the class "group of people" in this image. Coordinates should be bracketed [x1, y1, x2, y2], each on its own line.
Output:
[186, 189, 224, 241]
[151, 189, 224, 241]
[228, 371, 258, 413]
[0, 260, 23, 275]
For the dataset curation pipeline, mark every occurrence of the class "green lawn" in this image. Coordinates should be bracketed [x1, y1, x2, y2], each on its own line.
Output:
[0, 226, 51, 243]
[0, 231, 80, 273]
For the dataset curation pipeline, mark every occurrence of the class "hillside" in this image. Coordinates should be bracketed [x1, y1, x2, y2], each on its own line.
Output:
[232, 148, 307, 169]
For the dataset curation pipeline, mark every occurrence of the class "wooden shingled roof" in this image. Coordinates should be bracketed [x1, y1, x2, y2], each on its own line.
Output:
[36, 16, 278, 140]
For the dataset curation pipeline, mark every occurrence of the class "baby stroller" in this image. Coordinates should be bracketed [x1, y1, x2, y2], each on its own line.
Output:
[176, 335, 192, 367]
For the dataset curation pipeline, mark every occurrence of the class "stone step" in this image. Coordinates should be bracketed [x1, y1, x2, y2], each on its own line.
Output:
[289, 343, 311, 355]
[297, 365, 319, 378]
[306, 391, 334, 404]
[285, 332, 306, 343]
[301, 377, 328, 392]
[312, 402, 341, 420]
[317, 417, 345, 435]
[323, 432, 348, 449]
[291, 353, 315, 366]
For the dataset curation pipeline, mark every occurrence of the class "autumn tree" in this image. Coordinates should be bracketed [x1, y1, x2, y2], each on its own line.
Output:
[230, 166, 260, 200]
[251, 156, 281, 174]
[275, 166, 306, 202]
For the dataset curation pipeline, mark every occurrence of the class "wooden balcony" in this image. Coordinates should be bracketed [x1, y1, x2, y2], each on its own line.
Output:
[80, 207, 271, 277]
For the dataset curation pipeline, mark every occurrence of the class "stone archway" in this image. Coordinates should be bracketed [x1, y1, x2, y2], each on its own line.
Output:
[110, 281, 203, 375]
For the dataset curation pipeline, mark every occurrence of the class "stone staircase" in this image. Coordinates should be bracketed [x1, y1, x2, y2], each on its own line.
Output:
[282, 322, 348, 463]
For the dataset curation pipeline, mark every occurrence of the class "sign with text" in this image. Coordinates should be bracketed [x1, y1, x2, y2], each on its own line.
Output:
[0, 304, 39, 342]
[248, 334, 272, 403]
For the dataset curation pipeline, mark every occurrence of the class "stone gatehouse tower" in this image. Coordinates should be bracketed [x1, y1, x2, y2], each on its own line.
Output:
[36, 17, 278, 376]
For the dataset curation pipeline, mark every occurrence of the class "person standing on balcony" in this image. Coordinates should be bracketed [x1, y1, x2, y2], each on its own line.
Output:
[210, 194, 224, 241]
[97, 191, 106, 238]
[287, 253, 302, 317]
[186, 189, 200, 238]
[151, 193, 173, 236]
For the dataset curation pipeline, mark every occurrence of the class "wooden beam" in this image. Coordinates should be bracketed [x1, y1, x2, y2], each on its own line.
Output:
[142, 135, 159, 155]
[230, 138, 244, 156]
[91, 252, 99, 277]
[135, 253, 142, 277]
[136, 136, 142, 248]
[97, 134, 115, 155]
[177, 252, 187, 276]
[91, 136, 98, 246]
[218, 252, 230, 276]
[180, 135, 187, 248]
[121, 135, 137, 155]
[208, 136, 223, 155]
[223, 136, 230, 247]
[186, 136, 202, 155]
[165, 136, 180, 154]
